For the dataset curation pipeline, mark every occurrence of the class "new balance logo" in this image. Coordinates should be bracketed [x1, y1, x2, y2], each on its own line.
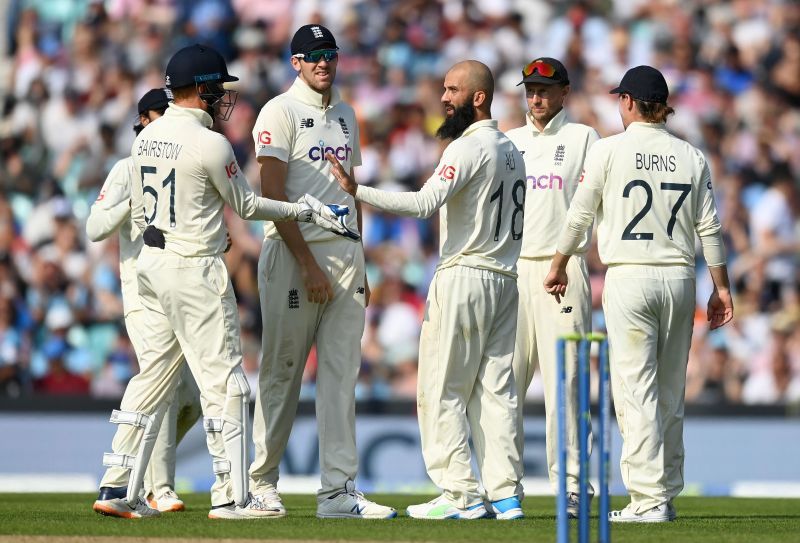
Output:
[338, 117, 349, 136]
[288, 289, 300, 309]
[554, 144, 565, 165]
[300, 118, 314, 128]
[560, 306, 573, 314]
[356, 287, 365, 294]
[350, 504, 364, 515]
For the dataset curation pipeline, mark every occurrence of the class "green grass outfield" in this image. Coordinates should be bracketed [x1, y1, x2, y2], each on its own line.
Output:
[1, 493, 799, 543]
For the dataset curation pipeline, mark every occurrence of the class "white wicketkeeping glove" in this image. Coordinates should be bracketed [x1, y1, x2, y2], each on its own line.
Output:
[296, 194, 361, 241]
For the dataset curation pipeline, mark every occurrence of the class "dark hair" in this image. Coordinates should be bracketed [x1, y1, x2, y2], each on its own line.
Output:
[634, 99, 675, 123]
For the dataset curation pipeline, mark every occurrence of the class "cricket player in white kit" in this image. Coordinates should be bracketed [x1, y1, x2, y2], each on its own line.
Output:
[330, 60, 525, 521]
[92, 44, 354, 520]
[545, 66, 734, 523]
[505, 58, 599, 516]
[247, 25, 395, 520]
[87, 89, 202, 514]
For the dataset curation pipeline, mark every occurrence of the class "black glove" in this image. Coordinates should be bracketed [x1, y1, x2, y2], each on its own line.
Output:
[143, 225, 165, 249]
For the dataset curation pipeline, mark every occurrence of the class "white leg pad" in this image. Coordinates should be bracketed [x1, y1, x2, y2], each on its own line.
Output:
[223, 367, 251, 506]
[103, 452, 135, 470]
[213, 459, 231, 474]
[204, 417, 223, 432]
[110, 410, 150, 428]
[124, 401, 169, 506]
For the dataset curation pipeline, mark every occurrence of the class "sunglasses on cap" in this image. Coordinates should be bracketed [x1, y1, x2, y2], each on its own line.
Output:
[293, 49, 338, 63]
[522, 59, 557, 78]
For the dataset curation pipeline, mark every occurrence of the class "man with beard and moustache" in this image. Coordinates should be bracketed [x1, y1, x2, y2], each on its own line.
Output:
[505, 58, 599, 517]
[248, 24, 395, 520]
[328, 60, 527, 520]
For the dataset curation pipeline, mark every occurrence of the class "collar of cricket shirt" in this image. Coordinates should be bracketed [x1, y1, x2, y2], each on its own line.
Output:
[460, 118, 498, 138]
[165, 102, 214, 129]
[289, 76, 342, 110]
[626, 121, 668, 132]
[526, 107, 567, 135]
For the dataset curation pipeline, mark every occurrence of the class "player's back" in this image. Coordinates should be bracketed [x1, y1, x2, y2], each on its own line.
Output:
[131, 103, 229, 257]
[592, 122, 718, 267]
[439, 120, 525, 276]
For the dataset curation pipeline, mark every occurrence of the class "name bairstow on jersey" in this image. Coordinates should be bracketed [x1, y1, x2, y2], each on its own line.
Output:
[136, 139, 183, 160]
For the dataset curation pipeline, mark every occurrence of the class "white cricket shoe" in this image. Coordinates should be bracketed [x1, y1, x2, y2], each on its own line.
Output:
[609, 503, 671, 523]
[406, 494, 488, 520]
[208, 493, 286, 519]
[253, 485, 286, 516]
[316, 480, 396, 519]
[93, 487, 160, 519]
[147, 489, 185, 512]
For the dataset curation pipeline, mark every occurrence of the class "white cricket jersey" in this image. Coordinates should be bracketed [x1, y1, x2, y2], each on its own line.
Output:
[252, 77, 361, 243]
[131, 103, 297, 257]
[86, 156, 143, 315]
[356, 119, 525, 277]
[506, 109, 599, 258]
[557, 122, 724, 267]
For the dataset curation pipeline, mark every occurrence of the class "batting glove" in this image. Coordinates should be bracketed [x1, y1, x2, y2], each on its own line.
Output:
[296, 194, 361, 241]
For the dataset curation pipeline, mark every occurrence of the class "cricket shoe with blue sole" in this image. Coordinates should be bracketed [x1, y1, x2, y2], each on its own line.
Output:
[317, 480, 396, 519]
[490, 495, 524, 520]
[93, 486, 160, 518]
[406, 495, 488, 520]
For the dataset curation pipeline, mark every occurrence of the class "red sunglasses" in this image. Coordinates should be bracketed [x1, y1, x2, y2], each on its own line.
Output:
[522, 59, 556, 78]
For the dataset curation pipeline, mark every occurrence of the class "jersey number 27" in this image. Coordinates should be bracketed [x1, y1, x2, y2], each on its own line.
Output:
[622, 180, 691, 241]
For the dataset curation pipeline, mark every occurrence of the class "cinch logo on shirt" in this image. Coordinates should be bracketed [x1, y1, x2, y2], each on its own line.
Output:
[527, 173, 563, 190]
[308, 143, 353, 161]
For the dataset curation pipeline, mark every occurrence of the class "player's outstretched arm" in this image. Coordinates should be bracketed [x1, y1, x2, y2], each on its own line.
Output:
[326, 151, 463, 218]
[707, 265, 734, 330]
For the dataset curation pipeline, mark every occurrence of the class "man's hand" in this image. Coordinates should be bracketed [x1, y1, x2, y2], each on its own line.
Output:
[296, 194, 361, 241]
[326, 153, 358, 196]
[707, 287, 734, 330]
[543, 268, 568, 304]
[301, 259, 334, 304]
[543, 252, 571, 303]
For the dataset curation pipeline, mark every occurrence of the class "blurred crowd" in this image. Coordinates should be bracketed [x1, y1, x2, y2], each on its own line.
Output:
[0, 0, 798, 406]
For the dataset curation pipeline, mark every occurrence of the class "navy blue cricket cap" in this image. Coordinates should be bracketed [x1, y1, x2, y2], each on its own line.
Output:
[610, 65, 669, 104]
[164, 44, 238, 90]
[290, 24, 338, 55]
[137, 88, 171, 115]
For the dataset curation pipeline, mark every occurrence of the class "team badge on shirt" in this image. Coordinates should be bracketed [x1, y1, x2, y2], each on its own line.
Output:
[554, 144, 565, 166]
[338, 117, 349, 137]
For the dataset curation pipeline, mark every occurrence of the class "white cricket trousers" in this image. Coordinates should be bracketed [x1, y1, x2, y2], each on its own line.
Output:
[513, 255, 592, 495]
[100, 247, 248, 506]
[418, 265, 523, 508]
[603, 264, 695, 513]
[124, 310, 202, 498]
[250, 237, 365, 499]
